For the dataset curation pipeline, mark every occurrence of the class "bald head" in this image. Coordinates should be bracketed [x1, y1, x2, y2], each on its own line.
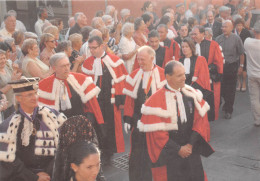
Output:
[137, 46, 155, 71]
[222, 20, 233, 36]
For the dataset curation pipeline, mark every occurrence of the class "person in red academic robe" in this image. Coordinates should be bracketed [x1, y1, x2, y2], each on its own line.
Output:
[38, 53, 104, 125]
[81, 36, 128, 163]
[179, 37, 215, 122]
[138, 61, 214, 181]
[157, 24, 180, 60]
[123, 46, 166, 181]
[192, 25, 224, 120]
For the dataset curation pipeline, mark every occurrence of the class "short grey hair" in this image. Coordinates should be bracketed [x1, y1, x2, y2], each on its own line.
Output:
[138, 45, 155, 58]
[24, 32, 38, 39]
[0, 49, 6, 56]
[49, 52, 68, 67]
[222, 19, 233, 25]
[105, 5, 115, 15]
[7, 10, 17, 17]
[74, 12, 84, 23]
[219, 6, 230, 12]
[91, 17, 103, 29]
[121, 22, 134, 36]
[4, 37, 15, 47]
[102, 15, 112, 24]
[56, 41, 72, 53]
[120, 9, 130, 18]
[89, 29, 102, 38]
[205, 28, 213, 36]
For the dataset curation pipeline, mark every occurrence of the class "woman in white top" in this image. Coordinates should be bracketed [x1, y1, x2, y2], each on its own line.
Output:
[21, 39, 53, 79]
[118, 23, 138, 73]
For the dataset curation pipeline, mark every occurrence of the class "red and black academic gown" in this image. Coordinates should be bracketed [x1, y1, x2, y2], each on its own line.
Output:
[199, 39, 224, 120]
[123, 65, 166, 181]
[179, 55, 215, 122]
[162, 38, 180, 60]
[138, 85, 214, 181]
[82, 52, 128, 153]
[38, 72, 104, 125]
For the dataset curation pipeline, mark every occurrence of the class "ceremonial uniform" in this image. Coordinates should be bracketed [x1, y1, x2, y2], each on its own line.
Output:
[179, 55, 214, 121]
[123, 65, 166, 181]
[0, 106, 66, 181]
[82, 52, 128, 154]
[161, 38, 180, 60]
[198, 39, 224, 120]
[138, 85, 214, 181]
[38, 72, 104, 125]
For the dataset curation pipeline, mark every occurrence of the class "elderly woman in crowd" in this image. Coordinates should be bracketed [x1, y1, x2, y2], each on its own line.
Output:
[118, 22, 138, 73]
[69, 33, 84, 72]
[0, 49, 21, 118]
[40, 33, 56, 66]
[43, 25, 59, 48]
[133, 17, 147, 46]
[234, 18, 252, 92]
[21, 39, 53, 79]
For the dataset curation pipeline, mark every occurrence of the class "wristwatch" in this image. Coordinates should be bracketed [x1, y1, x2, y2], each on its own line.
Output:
[240, 64, 244, 67]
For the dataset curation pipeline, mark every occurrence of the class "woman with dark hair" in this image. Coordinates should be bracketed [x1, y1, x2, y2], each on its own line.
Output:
[52, 115, 105, 181]
[187, 17, 198, 33]
[141, 13, 153, 35]
[234, 18, 252, 92]
[69, 141, 101, 181]
[133, 17, 147, 46]
[141, 1, 159, 25]
[179, 38, 214, 120]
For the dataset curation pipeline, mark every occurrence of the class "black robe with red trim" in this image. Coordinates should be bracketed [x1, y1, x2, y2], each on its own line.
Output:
[199, 39, 224, 120]
[82, 52, 128, 153]
[138, 85, 214, 181]
[179, 56, 215, 122]
[163, 38, 180, 60]
[123, 65, 166, 181]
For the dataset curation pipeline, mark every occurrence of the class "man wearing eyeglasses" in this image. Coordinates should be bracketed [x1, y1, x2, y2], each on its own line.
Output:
[38, 53, 104, 126]
[0, 77, 66, 181]
[82, 36, 128, 164]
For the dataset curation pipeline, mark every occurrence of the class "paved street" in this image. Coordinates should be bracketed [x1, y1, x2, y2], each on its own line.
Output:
[103, 90, 260, 181]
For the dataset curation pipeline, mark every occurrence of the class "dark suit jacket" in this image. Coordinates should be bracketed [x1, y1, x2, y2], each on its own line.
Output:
[204, 21, 222, 40]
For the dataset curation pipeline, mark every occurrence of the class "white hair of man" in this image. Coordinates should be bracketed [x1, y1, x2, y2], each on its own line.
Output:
[74, 12, 84, 23]
[105, 5, 115, 15]
[102, 15, 113, 25]
[205, 27, 213, 36]
[89, 29, 102, 38]
[7, 10, 17, 17]
[138, 45, 155, 58]
[49, 52, 68, 67]
[120, 9, 130, 19]
[121, 22, 134, 36]
[222, 19, 233, 25]
[68, 17, 75, 28]
[91, 17, 103, 29]
[4, 37, 14, 47]
[219, 6, 230, 13]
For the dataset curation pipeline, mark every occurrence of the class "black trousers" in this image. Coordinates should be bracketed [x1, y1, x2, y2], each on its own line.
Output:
[221, 62, 238, 114]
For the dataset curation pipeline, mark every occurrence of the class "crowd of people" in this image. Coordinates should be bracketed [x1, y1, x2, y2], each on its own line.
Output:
[0, 0, 259, 181]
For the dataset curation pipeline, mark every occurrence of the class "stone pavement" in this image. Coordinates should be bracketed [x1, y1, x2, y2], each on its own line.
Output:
[103, 90, 260, 181]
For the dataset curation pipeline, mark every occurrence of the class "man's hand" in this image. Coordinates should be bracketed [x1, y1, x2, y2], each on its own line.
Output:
[37, 172, 50, 181]
[178, 144, 193, 158]
[124, 123, 131, 134]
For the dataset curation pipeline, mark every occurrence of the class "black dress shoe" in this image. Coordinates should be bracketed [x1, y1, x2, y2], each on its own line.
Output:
[224, 112, 232, 119]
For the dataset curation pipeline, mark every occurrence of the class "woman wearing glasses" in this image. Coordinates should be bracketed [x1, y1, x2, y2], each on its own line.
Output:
[40, 33, 56, 66]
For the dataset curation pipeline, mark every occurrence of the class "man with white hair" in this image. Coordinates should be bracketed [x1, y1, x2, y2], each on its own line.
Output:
[91, 17, 105, 30]
[123, 45, 166, 181]
[34, 7, 49, 37]
[65, 17, 75, 40]
[0, 14, 17, 38]
[219, 6, 231, 22]
[216, 20, 244, 119]
[120, 9, 130, 24]
[38, 53, 104, 126]
[69, 12, 88, 36]
[0, 10, 26, 32]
